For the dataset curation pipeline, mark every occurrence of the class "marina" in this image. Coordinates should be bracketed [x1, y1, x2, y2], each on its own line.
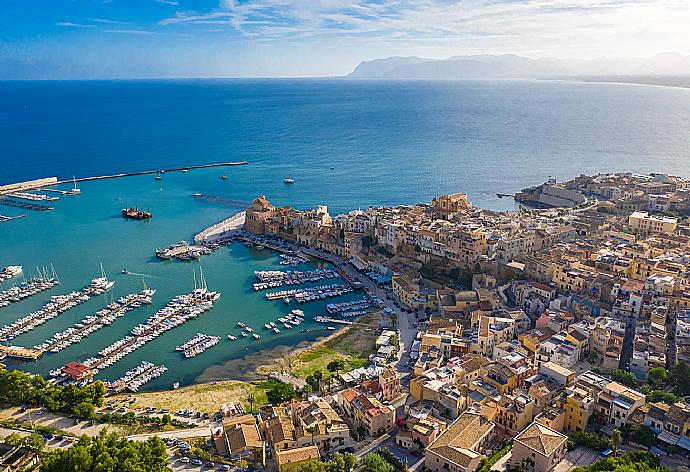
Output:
[0, 197, 53, 212]
[0, 171, 360, 390]
[325, 298, 379, 317]
[264, 283, 353, 303]
[0, 272, 114, 343]
[76, 274, 220, 373]
[252, 269, 340, 291]
[32, 288, 156, 356]
[155, 241, 216, 261]
[0, 265, 22, 283]
[176, 333, 221, 358]
[105, 361, 168, 393]
[0, 271, 60, 308]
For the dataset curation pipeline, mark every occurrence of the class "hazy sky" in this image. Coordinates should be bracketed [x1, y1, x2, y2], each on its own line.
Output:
[1, 0, 690, 78]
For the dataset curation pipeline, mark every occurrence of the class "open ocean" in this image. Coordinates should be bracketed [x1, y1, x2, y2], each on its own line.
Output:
[0, 79, 689, 390]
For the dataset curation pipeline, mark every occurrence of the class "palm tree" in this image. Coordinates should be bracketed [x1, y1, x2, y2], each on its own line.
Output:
[611, 429, 621, 457]
[246, 392, 255, 413]
[303, 383, 312, 398]
[306, 425, 319, 445]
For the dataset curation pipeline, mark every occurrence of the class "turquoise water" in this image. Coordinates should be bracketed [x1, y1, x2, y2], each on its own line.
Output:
[0, 171, 359, 390]
[1, 79, 690, 389]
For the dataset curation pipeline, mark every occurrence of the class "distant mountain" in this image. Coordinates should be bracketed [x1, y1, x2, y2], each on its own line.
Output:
[347, 53, 690, 79]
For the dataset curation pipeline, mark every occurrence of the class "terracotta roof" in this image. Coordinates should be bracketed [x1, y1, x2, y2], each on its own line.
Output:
[227, 423, 263, 452]
[427, 411, 493, 466]
[275, 445, 320, 466]
[514, 422, 567, 456]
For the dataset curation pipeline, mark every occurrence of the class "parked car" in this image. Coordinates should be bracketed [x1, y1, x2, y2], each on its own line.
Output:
[180, 457, 190, 464]
[191, 458, 203, 465]
[219, 465, 232, 471]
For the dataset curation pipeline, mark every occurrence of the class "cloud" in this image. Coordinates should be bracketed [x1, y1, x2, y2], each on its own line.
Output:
[90, 18, 132, 25]
[156, 0, 179, 5]
[103, 29, 156, 35]
[56, 21, 94, 28]
[157, 0, 690, 56]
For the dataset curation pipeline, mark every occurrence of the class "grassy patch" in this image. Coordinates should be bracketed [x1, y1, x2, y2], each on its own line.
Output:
[114, 380, 269, 414]
[291, 346, 363, 378]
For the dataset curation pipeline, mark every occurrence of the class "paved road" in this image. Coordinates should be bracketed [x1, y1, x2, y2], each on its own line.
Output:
[128, 426, 218, 442]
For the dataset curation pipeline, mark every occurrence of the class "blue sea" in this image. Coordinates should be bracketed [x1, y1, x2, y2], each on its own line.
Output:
[0, 79, 689, 390]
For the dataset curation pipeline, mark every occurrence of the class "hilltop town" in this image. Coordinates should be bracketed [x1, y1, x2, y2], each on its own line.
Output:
[3, 171, 690, 472]
[227, 171, 690, 472]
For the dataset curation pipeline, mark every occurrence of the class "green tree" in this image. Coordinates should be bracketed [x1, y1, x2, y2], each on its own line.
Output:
[341, 452, 357, 472]
[296, 460, 327, 472]
[42, 430, 170, 472]
[360, 453, 394, 472]
[73, 401, 96, 419]
[24, 432, 45, 453]
[356, 425, 366, 441]
[266, 383, 296, 405]
[669, 362, 690, 396]
[611, 429, 621, 457]
[246, 391, 255, 413]
[647, 367, 666, 387]
[611, 369, 639, 388]
[161, 414, 171, 425]
[327, 359, 346, 376]
[4, 432, 23, 447]
[306, 425, 319, 445]
[620, 425, 656, 447]
[572, 451, 662, 472]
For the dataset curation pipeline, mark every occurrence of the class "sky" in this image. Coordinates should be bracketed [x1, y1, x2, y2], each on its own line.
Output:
[1, 0, 690, 78]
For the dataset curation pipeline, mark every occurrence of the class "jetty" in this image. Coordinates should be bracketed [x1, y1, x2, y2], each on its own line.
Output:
[76, 273, 220, 373]
[105, 361, 167, 393]
[56, 161, 249, 185]
[194, 211, 246, 243]
[0, 214, 27, 223]
[0, 272, 113, 343]
[264, 283, 353, 302]
[155, 241, 217, 261]
[0, 272, 60, 308]
[31, 288, 155, 357]
[253, 269, 340, 291]
[0, 198, 53, 212]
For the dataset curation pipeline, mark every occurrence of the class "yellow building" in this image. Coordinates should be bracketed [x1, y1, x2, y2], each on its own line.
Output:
[558, 386, 595, 433]
[392, 272, 441, 310]
[628, 211, 677, 234]
[245, 195, 277, 234]
[432, 193, 469, 218]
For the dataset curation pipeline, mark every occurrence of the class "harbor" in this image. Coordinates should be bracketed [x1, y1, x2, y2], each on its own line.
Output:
[176, 333, 221, 358]
[0, 273, 114, 343]
[104, 361, 168, 393]
[264, 283, 353, 302]
[33, 288, 156, 356]
[252, 269, 340, 291]
[0, 270, 60, 308]
[74, 275, 220, 374]
[0, 169, 364, 391]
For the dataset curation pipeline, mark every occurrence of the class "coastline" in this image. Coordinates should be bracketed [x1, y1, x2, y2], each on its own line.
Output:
[194, 323, 353, 383]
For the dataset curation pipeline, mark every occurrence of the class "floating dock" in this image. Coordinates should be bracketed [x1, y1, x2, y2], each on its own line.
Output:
[32, 289, 155, 357]
[0, 214, 27, 223]
[0, 198, 53, 212]
[0, 275, 113, 343]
